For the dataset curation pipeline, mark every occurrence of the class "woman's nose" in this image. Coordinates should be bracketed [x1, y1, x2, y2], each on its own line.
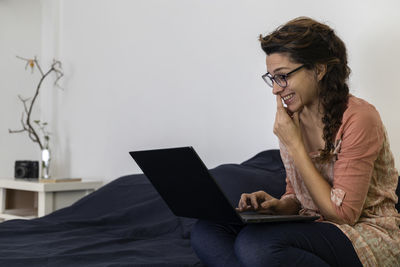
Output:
[272, 83, 284, 95]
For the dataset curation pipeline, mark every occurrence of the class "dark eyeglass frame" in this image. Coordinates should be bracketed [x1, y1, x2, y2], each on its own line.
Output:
[262, 65, 305, 88]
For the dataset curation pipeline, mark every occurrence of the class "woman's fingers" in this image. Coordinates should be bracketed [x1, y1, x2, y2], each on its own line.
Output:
[237, 193, 257, 211]
[275, 95, 291, 120]
[236, 192, 282, 214]
[276, 94, 284, 109]
[237, 191, 272, 211]
[274, 94, 304, 154]
[237, 194, 251, 211]
[250, 194, 259, 210]
[274, 95, 290, 135]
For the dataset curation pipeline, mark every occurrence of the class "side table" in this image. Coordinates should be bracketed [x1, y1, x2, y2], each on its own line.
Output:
[0, 178, 103, 221]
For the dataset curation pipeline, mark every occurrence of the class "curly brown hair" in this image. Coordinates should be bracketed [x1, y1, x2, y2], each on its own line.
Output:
[259, 17, 350, 162]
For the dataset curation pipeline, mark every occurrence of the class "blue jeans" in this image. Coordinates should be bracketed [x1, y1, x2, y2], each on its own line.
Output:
[191, 220, 362, 267]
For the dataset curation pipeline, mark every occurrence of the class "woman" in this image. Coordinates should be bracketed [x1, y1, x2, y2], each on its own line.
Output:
[191, 17, 400, 266]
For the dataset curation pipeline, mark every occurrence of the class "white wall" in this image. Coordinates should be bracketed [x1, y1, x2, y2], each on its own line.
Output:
[0, 0, 42, 175]
[2, 0, 400, 182]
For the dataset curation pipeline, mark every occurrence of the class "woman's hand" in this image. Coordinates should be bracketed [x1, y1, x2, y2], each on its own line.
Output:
[273, 95, 303, 154]
[236, 191, 280, 214]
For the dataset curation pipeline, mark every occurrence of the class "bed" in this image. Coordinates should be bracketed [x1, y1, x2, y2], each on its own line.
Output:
[0, 149, 398, 266]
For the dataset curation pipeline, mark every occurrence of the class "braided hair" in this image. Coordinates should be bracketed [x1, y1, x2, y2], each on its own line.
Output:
[260, 17, 350, 162]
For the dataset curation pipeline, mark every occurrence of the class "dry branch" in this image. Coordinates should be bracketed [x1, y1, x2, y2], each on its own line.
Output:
[9, 56, 64, 150]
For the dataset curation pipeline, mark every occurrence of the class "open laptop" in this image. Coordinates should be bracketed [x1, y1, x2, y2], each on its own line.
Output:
[129, 146, 319, 224]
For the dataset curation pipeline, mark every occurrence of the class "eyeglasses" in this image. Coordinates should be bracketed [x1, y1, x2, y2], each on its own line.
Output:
[261, 65, 304, 88]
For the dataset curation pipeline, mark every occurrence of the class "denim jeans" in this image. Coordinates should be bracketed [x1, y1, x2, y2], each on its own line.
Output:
[191, 220, 362, 267]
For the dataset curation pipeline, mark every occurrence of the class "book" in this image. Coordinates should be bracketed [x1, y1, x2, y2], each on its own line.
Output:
[39, 178, 82, 183]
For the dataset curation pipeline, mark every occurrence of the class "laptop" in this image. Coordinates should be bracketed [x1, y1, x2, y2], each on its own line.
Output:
[129, 146, 319, 224]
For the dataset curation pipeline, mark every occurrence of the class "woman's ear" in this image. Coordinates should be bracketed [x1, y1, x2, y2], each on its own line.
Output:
[315, 64, 327, 81]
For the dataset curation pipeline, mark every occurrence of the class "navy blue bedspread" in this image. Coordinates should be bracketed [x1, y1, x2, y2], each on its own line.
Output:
[1, 149, 399, 266]
[0, 150, 287, 266]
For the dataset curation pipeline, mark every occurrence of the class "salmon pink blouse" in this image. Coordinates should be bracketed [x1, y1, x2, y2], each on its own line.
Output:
[279, 95, 400, 266]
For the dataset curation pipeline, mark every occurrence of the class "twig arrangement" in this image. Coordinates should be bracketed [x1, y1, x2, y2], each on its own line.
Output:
[8, 56, 64, 150]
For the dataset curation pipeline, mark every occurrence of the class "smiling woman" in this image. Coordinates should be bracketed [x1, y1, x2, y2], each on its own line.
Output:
[260, 17, 350, 163]
[191, 17, 400, 267]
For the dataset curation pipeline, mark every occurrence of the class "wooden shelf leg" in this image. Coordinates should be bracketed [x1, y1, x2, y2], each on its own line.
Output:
[38, 192, 53, 217]
[0, 188, 6, 214]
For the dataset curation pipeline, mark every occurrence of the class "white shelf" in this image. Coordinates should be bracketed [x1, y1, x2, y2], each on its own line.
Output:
[0, 177, 103, 192]
[0, 178, 103, 221]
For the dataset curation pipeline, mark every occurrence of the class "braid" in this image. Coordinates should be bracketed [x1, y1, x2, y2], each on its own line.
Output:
[318, 32, 350, 162]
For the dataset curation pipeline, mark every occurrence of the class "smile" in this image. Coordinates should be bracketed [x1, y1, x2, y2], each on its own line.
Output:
[282, 93, 294, 101]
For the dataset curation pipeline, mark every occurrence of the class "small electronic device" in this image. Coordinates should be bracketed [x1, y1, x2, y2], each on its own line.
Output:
[14, 160, 39, 179]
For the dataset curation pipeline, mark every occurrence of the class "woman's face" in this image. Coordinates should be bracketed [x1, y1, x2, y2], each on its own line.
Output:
[266, 53, 320, 114]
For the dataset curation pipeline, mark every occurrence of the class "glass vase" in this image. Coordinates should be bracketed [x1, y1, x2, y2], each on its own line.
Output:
[41, 148, 51, 179]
